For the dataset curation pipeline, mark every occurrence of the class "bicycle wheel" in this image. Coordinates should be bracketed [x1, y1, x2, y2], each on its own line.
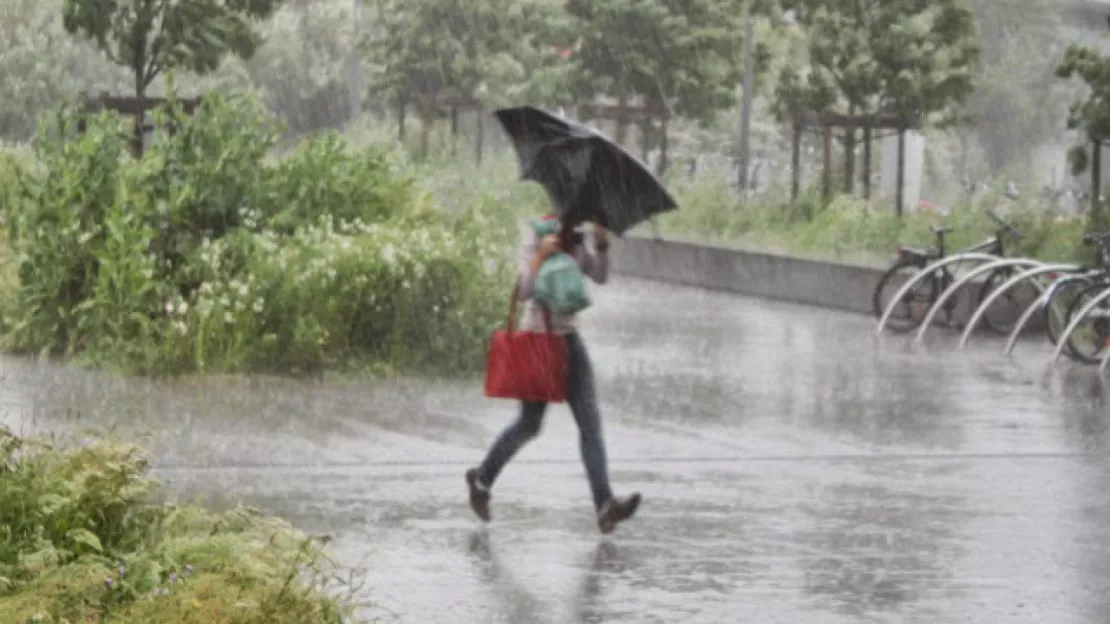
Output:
[1063, 282, 1110, 364]
[1043, 276, 1093, 346]
[978, 268, 1043, 335]
[873, 261, 938, 333]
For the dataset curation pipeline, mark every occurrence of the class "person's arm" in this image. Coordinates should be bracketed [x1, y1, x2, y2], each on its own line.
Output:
[576, 226, 610, 284]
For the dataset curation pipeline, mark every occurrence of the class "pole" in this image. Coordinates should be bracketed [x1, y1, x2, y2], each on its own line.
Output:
[896, 128, 906, 217]
[348, 0, 363, 122]
[737, 0, 755, 191]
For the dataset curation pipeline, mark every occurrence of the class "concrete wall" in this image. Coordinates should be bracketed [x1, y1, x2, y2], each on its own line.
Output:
[610, 234, 1045, 331]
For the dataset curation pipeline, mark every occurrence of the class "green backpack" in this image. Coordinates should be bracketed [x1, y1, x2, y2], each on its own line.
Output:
[529, 218, 592, 316]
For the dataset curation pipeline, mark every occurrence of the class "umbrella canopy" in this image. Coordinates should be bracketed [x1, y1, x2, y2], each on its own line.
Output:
[493, 106, 678, 236]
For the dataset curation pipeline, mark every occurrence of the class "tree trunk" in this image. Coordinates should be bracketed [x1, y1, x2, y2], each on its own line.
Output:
[1093, 139, 1102, 218]
[640, 117, 651, 162]
[398, 100, 406, 140]
[449, 105, 458, 157]
[843, 106, 856, 194]
[821, 124, 832, 202]
[791, 120, 801, 201]
[615, 92, 629, 146]
[656, 118, 669, 175]
[896, 128, 906, 217]
[475, 105, 484, 166]
[132, 67, 145, 158]
[419, 112, 430, 159]
[862, 125, 872, 199]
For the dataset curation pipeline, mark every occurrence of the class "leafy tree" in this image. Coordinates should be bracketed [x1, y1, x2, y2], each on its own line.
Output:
[61, 0, 283, 102]
[1056, 40, 1110, 216]
[365, 0, 568, 154]
[965, 0, 1074, 174]
[0, 0, 129, 141]
[775, 0, 978, 194]
[564, 0, 772, 171]
[871, 2, 979, 128]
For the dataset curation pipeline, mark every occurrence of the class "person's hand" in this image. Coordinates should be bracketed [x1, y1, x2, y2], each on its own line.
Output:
[538, 234, 560, 258]
[530, 233, 561, 274]
[593, 224, 609, 251]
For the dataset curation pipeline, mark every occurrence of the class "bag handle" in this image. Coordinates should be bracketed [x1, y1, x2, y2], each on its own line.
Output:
[507, 279, 554, 335]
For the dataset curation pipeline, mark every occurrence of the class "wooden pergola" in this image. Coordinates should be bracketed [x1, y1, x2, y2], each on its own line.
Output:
[77, 91, 203, 157]
[792, 111, 916, 215]
[395, 95, 487, 162]
[577, 101, 670, 173]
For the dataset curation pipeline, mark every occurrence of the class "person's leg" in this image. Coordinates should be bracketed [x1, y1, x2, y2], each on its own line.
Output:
[466, 400, 547, 522]
[563, 332, 613, 508]
[564, 332, 640, 533]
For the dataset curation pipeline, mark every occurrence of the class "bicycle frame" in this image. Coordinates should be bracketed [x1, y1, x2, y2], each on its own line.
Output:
[960, 263, 1078, 349]
[875, 252, 1001, 335]
[1052, 285, 1110, 363]
[913, 258, 1042, 345]
[1002, 272, 1098, 356]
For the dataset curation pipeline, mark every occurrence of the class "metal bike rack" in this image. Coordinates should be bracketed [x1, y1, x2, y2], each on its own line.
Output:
[913, 258, 1043, 345]
[1004, 271, 1095, 356]
[1092, 335, 1110, 373]
[875, 252, 1000, 336]
[960, 263, 1078, 349]
[1051, 285, 1110, 363]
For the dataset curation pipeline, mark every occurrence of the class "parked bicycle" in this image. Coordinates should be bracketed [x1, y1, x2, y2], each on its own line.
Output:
[872, 209, 1025, 334]
[1041, 232, 1110, 360]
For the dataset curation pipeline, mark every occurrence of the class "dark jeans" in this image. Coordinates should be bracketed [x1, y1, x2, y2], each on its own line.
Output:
[476, 331, 613, 509]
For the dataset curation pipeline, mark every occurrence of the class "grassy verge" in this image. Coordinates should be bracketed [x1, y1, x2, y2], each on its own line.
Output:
[394, 151, 1091, 269]
[653, 170, 1089, 266]
[0, 428, 360, 623]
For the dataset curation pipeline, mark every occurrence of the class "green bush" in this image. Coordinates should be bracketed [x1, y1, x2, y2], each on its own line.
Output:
[0, 429, 360, 623]
[0, 93, 515, 375]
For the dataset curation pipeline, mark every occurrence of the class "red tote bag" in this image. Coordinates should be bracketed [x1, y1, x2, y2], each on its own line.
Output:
[484, 283, 569, 403]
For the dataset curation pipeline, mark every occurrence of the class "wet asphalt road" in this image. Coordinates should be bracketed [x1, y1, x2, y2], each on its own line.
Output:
[4, 277, 1110, 623]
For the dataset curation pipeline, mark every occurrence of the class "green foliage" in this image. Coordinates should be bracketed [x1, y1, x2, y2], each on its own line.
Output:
[965, 0, 1075, 173]
[565, 0, 770, 124]
[0, 429, 359, 623]
[365, 0, 569, 112]
[654, 169, 1086, 265]
[1057, 42, 1110, 175]
[62, 0, 282, 96]
[0, 93, 514, 376]
[778, 0, 980, 128]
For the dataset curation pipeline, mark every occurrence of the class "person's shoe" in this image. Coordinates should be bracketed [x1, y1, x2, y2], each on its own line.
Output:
[597, 492, 641, 534]
[465, 468, 491, 522]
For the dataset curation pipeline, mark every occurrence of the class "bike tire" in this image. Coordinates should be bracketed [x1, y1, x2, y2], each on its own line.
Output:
[977, 268, 1041, 335]
[1063, 281, 1110, 364]
[873, 261, 939, 334]
[1043, 276, 1093, 347]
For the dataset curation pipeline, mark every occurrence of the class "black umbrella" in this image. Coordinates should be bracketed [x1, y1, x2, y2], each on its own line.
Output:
[493, 105, 678, 236]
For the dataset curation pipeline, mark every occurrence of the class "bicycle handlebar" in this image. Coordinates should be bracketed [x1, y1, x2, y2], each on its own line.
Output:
[985, 209, 1022, 240]
[1083, 231, 1110, 246]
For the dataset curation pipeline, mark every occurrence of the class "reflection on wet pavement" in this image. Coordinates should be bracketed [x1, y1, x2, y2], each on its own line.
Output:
[4, 277, 1110, 623]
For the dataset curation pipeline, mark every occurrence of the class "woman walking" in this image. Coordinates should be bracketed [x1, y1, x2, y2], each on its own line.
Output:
[465, 217, 642, 534]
